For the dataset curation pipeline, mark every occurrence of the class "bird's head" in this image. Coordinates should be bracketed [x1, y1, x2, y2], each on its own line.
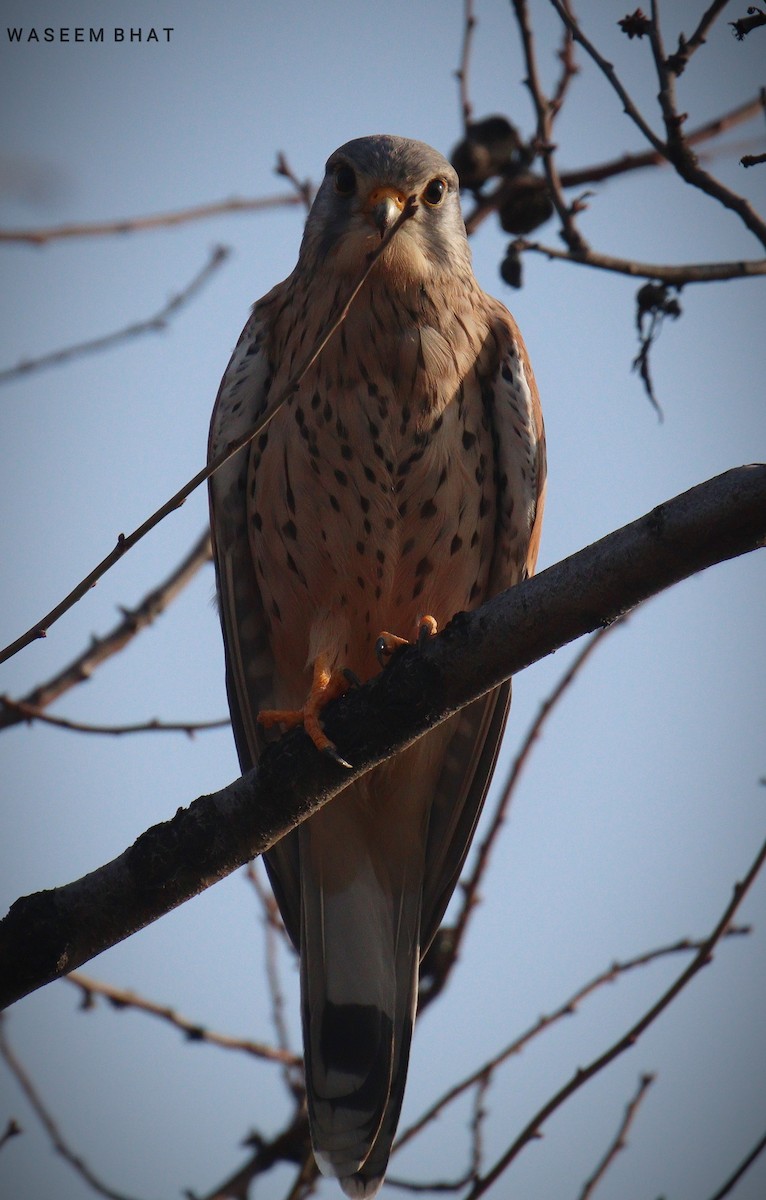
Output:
[298, 134, 472, 287]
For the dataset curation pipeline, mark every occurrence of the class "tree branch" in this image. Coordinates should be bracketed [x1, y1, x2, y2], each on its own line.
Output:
[0, 528, 212, 732]
[461, 830, 766, 1198]
[549, 0, 766, 247]
[707, 1128, 766, 1200]
[0, 247, 228, 385]
[576, 1073, 655, 1200]
[0, 1015, 145, 1200]
[513, 238, 766, 284]
[64, 972, 300, 1065]
[0, 194, 303, 245]
[0, 466, 763, 1010]
[396, 928, 749, 1153]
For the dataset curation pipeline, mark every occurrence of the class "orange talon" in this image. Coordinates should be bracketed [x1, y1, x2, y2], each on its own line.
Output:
[417, 614, 438, 644]
[258, 656, 353, 767]
[376, 615, 439, 666]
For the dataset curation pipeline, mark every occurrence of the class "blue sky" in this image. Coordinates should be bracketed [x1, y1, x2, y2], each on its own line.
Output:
[1, 3, 764, 1199]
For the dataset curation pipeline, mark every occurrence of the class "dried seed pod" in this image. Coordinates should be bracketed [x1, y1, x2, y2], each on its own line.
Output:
[498, 172, 554, 234]
[451, 115, 522, 190]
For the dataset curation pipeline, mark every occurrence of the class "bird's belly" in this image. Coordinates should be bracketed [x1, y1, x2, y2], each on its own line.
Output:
[248, 390, 496, 695]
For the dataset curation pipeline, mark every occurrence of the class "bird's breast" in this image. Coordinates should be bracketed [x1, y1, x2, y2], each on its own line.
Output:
[247, 310, 498, 694]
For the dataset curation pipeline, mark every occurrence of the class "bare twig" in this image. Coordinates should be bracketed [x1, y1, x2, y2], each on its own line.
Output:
[0, 246, 229, 385]
[549, 0, 665, 153]
[0, 193, 303, 245]
[385, 1169, 473, 1192]
[0, 1015, 146, 1200]
[0, 699, 229, 737]
[0, 528, 211, 732]
[397, 927, 749, 1152]
[550, 0, 578, 117]
[460, 835, 766, 1198]
[195, 1109, 313, 1200]
[707, 1128, 766, 1200]
[245, 862, 304, 1098]
[274, 153, 314, 212]
[513, 238, 766, 284]
[742, 152, 766, 167]
[455, 0, 477, 130]
[512, 0, 588, 252]
[0, 1117, 22, 1150]
[0, 199, 419, 667]
[576, 1073, 655, 1200]
[548, 0, 766, 247]
[421, 622, 623, 1008]
[65, 972, 301, 1066]
[667, 0, 731, 74]
[558, 92, 766, 186]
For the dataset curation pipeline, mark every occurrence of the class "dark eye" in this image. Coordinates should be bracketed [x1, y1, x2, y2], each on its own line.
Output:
[333, 164, 357, 196]
[422, 177, 447, 206]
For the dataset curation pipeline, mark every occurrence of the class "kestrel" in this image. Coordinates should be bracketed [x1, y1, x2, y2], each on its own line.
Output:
[208, 135, 546, 1197]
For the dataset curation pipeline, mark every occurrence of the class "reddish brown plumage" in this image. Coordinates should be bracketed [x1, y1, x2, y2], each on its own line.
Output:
[208, 135, 545, 1198]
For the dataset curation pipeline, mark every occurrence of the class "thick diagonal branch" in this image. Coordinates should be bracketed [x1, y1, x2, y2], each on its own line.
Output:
[0, 465, 764, 1010]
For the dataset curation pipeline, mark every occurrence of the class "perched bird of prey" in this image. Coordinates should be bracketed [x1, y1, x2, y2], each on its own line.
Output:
[208, 134, 546, 1197]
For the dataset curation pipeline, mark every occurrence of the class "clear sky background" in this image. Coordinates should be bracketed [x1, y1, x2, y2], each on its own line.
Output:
[1, 2, 764, 1199]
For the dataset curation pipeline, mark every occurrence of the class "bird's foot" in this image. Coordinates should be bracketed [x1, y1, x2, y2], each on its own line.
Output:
[375, 615, 438, 668]
[258, 656, 353, 769]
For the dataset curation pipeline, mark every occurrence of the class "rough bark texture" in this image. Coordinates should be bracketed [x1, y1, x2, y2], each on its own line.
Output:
[1, 465, 763, 1010]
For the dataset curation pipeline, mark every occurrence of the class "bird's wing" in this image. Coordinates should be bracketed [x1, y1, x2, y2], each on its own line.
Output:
[419, 306, 546, 949]
[208, 293, 304, 942]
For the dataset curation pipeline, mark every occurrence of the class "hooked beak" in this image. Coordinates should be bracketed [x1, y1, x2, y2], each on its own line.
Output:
[365, 185, 407, 238]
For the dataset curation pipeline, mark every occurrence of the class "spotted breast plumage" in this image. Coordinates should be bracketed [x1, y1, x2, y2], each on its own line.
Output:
[208, 134, 546, 1197]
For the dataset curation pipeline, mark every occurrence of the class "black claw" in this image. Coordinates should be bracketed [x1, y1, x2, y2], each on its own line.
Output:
[322, 744, 353, 771]
[342, 668, 362, 689]
[375, 637, 390, 668]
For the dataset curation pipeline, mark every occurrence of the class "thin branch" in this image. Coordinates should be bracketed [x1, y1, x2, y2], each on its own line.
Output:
[274, 153, 314, 212]
[0, 1117, 22, 1150]
[1, 464, 764, 1008]
[707, 1128, 766, 1200]
[549, 0, 766, 248]
[514, 238, 766, 284]
[195, 1109, 314, 1200]
[0, 1015, 146, 1200]
[455, 0, 477, 130]
[64, 973, 300, 1065]
[397, 927, 749, 1152]
[0, 697, 229, 737]
[558, 92, 766, 187]
[550, 0, 578, 118]
[463, 93, 766, 236]
[0, 193, 304, 245]
[0, 528, 211, 732]
[0, 246, 229, 385]
[461, 835, 766, 1198]
[421, 622, 624, 1009]
[245, 862, 304, 1099]
[1, 700, 228, 734]
[512, 0, 588, 252]
[0, 198, 419, 667]
[548, 0, 666, 154]
[576, 1073, 655, 1200]
[667, 0, 731, 74]
[457, 623, 621, 942]
[385, 1168, 473, 1193]
[742, 152, 766, 167]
